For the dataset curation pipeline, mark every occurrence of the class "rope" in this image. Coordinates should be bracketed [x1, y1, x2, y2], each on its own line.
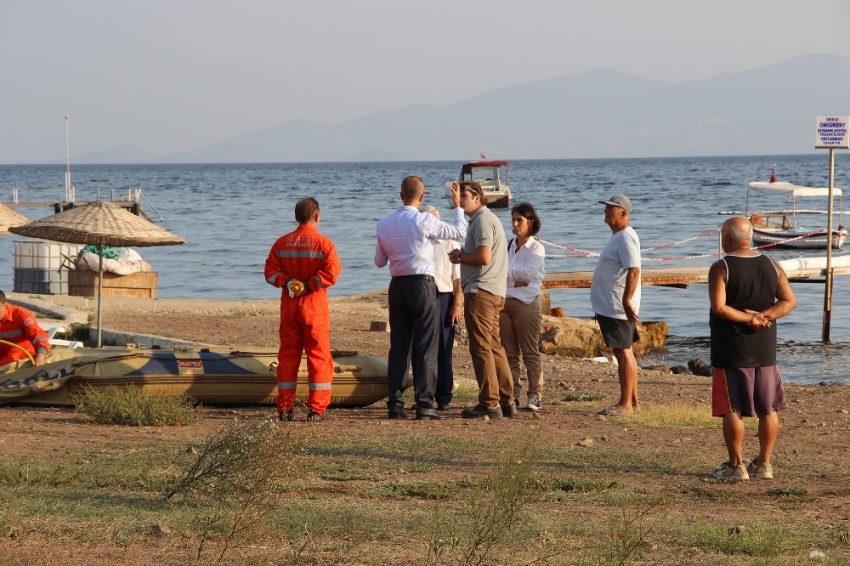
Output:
[540, 229, 832, 262]
[640, 229, 718, 251]
[750, 229, 831, 248]
[538, 240, 599, 258]
[540, 229, 719, 259]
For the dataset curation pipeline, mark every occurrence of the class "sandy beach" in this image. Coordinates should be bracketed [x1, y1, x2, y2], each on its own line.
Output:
[1, 291, 850, 564]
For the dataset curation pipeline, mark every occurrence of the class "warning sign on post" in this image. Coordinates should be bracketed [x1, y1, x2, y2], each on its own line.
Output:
[816, 116, 850, 149]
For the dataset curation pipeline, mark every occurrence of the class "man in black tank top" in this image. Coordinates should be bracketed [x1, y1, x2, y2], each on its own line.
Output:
[708, 217, 797, 480]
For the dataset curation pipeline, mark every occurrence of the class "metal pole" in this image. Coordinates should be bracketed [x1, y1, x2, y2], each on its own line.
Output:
[64, 116, 71, 203]
[97, 242, 104, 348]
[822, 147, 835, 343]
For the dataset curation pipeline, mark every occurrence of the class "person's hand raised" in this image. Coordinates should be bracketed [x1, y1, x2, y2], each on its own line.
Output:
[450, 182, 461, 208]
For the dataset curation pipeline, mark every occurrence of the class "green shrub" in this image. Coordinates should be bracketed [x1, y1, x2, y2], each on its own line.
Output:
[548, 477, 622, 493]
[768, 486, 809, 497]
[167, 418, 301, 562]
[562, 392, 606, 403]
[72, 384, 203, 426]
[53, 323, 92, 343]
[693, 520, 792, 556]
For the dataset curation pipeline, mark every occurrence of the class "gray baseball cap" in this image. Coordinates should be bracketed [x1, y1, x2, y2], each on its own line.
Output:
[598, 195, 632, 214]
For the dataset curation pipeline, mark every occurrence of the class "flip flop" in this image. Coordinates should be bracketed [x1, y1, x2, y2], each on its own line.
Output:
[597, 406, 623, 416]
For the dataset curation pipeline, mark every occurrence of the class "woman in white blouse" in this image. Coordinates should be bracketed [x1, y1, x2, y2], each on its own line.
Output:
[500, 202, 545, 411]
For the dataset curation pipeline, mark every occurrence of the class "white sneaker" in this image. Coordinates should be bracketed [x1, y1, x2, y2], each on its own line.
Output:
[526, 395, 541, 411]
[712, 461, 749, 480]
[746, 456, 773, 480]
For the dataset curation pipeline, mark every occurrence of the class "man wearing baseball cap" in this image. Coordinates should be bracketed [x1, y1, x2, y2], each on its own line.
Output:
[590, 195, 641, 416]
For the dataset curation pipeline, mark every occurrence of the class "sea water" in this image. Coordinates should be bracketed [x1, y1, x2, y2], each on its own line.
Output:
[1, 155, 849, 384]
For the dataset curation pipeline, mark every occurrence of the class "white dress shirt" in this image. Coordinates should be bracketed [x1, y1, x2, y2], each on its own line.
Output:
[506, 237, 545, 304]
[432, 239, 461, 292]
[375, 206, 467, 277]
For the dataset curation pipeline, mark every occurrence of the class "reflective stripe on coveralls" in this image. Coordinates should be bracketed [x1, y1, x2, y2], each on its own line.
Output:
[0, 303, 51, 367]
[264, 223, 341, 415]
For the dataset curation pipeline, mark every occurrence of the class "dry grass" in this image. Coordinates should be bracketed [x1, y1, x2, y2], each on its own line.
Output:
[615, 403, 757, 429]
[73, 384, 203, 426]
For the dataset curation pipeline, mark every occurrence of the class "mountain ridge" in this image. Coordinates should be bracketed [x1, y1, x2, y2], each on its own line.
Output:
[69, 54, 850, 164]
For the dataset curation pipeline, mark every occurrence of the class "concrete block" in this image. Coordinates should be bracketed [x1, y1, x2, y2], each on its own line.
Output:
[369, 320, 389, 332]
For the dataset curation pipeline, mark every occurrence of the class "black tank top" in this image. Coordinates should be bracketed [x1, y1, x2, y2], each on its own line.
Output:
[710, 254, 778, 368]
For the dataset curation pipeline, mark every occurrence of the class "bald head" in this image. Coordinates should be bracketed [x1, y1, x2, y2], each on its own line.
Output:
[401, 176, 424, 204]
[721, 216, 753, 252]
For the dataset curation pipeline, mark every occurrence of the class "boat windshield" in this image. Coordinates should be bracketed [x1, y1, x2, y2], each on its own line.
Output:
[463, 167, 501, 186]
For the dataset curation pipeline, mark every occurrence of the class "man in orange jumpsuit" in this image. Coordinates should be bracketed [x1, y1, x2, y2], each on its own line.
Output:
[265, 198, 341, 422]
[0, 290, 50, 367]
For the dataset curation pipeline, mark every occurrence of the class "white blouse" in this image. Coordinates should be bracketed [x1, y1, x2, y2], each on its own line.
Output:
[506, 237, 545, 304]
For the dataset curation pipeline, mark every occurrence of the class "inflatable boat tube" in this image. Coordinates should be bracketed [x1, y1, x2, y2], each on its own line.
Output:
[0, 347, 409, 407]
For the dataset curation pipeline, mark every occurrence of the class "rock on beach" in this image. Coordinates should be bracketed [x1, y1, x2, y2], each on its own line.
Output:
[539, 315, 668, 358]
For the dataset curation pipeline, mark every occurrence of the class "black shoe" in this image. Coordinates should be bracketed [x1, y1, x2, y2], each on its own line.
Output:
[501, 402, 518, 418]
[416, 407, 449, 420]
[388, 406, 408, 419]
[306, 410, 321, 422]
[437, 402, 451, 411]
[461, 404, 502, 420]
[278, 410, 294, 422]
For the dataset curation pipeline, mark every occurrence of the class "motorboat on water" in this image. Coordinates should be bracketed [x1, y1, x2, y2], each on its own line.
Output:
[444, 160, 511, 208]
[0, 346, 408, 407]
[719, 176, 846, 250]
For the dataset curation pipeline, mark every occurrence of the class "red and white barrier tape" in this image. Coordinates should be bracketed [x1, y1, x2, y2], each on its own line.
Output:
[540, 228, 830, 262]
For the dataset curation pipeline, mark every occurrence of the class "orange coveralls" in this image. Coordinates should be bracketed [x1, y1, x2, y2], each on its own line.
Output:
[264, 224, 341, 415]
[0, 304, 50, 367]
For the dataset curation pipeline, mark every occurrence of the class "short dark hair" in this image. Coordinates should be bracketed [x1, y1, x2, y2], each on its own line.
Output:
[511, 202, 541, 236]
[0, 290, 6, 304]
[400, 176, 424, 202]
[295, 198, 320, 224]
[459, 181, 484, 201]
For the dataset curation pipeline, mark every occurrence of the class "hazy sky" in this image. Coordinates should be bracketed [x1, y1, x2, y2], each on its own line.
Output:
[1, 0, 848, 163]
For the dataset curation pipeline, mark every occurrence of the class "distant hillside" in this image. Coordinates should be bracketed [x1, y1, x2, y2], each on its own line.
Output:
[82, 54, 850, 163]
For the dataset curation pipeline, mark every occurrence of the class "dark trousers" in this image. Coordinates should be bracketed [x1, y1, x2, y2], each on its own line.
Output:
[387, 276, 440, 409]
[436, 291, 456, 405]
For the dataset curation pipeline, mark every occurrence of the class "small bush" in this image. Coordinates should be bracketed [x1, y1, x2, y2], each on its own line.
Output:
[562, 392, 606, 403]
[692, 520, 793, 556]
[167, 418, 301, 562]
[769, 486, 809, 497]
[548, 477, 622, 493]
[72, 384, 203, 426]
[426, 428, 541, 566]
[53, 323, 92, 343]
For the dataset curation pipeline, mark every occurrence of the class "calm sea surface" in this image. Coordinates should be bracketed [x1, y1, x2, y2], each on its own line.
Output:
[1, 156, 849, 384]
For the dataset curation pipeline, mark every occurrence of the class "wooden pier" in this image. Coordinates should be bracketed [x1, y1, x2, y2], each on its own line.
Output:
[4, 200, 150, 219]
[3, 186, 162, 223]
[543, 264, 850, 290]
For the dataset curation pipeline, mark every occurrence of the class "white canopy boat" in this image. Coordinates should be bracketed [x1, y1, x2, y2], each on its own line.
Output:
[720, 178, 846, 250]
[444, 160, 511, 208]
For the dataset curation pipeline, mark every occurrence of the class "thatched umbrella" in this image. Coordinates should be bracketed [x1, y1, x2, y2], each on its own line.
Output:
[0, 203, 31, 234]
[10, 201, 186, 346]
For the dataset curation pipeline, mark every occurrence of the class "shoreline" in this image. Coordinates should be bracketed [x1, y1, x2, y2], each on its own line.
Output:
[5, 291, 847, 389]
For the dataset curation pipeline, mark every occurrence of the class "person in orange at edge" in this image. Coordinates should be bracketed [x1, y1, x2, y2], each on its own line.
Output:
[264, 198, 341, 422]
[0, 290, 50, 367]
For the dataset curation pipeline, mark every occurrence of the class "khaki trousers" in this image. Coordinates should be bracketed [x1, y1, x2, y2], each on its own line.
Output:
[464, 289, 514, 407]
[499, 296, 543, 400]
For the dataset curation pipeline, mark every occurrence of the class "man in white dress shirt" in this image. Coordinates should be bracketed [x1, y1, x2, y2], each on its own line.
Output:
[375, 177, 466, 420]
